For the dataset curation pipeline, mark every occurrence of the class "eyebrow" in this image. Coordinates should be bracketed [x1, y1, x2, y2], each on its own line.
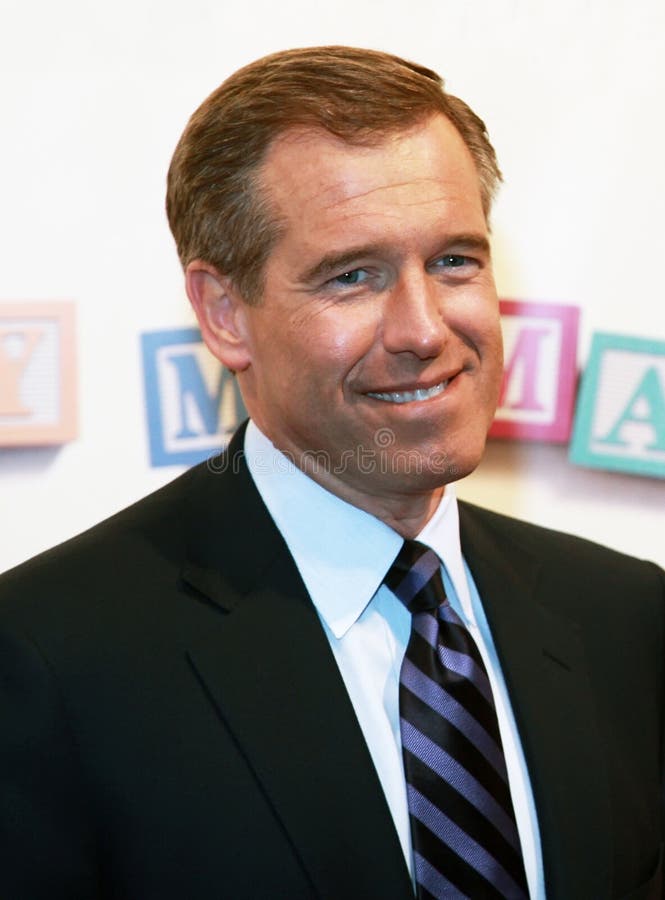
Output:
[296, 233, 491, 285]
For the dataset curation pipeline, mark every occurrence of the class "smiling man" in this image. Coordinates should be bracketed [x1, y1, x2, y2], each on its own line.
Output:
[187, 113, 503, 533]
[1, 47, 664, 900]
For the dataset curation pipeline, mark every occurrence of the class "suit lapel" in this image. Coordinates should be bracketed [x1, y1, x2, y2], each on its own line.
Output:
[459, 502, 612, 899]
[180, 431, 413, 899]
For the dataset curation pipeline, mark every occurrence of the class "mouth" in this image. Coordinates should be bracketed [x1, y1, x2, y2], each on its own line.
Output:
[366, 379, 450, 404]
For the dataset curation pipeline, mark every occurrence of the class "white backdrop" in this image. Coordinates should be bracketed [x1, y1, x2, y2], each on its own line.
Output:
[2, 0, 664, 571]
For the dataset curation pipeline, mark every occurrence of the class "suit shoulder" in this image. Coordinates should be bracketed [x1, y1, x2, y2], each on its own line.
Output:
[0, 461, 208, 620]
[458, 499, 664, 581]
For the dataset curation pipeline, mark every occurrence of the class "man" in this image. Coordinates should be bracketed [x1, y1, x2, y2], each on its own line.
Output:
[0, 47, 663, 900]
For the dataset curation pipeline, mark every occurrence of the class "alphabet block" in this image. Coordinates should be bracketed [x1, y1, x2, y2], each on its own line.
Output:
[0, 302, 77, 445]
[570, 333, 665, 478]
[490, 300, 580, 442]
[141, 327, 247, 467]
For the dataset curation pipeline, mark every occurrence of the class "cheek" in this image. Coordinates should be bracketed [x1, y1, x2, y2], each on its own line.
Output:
[294, 311, 377, 379]
[480, 315, 503, 364]
[483, 325, 504, 409]
[483, 326, 504, 396]
[449, 304, 501, 356]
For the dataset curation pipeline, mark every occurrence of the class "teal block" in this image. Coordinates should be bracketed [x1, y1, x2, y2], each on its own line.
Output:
[570, 332, 665, 479]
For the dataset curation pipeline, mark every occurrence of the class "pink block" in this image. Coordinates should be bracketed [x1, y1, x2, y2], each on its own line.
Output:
[490, 299, 580, 443]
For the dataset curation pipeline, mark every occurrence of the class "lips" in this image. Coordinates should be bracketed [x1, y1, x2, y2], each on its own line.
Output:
[366, 379, 450, 404]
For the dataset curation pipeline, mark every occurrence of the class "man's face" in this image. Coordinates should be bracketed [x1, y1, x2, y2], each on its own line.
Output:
[230, 113, 503, 506]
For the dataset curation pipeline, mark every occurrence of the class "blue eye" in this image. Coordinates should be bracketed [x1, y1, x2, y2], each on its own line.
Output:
[439, 255, 469, 268]
[333, 269, 367, 285]
[431, 254, 480, 277]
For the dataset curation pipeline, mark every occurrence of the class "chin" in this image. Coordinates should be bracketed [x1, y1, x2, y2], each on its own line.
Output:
[392, 418, 491, 484]
[422, 438, 487, 486]
[369, 441, 485, 493]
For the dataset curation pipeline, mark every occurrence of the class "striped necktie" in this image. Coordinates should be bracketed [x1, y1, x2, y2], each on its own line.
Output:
[386, 539, 529, 900]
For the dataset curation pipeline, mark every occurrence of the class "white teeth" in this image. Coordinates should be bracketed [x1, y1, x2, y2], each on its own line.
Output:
[368, 380, 449, 404]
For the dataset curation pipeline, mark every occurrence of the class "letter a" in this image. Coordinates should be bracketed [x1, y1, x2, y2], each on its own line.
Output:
[600, 366, 665, 451]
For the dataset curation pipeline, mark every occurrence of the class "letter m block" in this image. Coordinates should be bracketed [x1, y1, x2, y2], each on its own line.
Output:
[0, 302, 77, 446]
[141, 327, 247, 467]
[570, 333, 665, 479]
[490, 300, 580, 442]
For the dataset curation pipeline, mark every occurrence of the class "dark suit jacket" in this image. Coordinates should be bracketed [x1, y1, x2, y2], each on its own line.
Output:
[1, 428, 663, 899]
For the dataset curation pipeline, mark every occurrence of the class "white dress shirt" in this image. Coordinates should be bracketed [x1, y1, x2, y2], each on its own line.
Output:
[244, 420, 545, 898]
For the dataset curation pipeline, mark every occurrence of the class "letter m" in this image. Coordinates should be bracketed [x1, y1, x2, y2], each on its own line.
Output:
[168, 352, 246, 439]
[141, 327, 248, 467]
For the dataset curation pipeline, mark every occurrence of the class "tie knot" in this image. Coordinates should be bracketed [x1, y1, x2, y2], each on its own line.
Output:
[385, 539, 446, 613]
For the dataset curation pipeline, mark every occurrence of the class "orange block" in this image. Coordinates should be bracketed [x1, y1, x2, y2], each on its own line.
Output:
[0, 302, 77, 446]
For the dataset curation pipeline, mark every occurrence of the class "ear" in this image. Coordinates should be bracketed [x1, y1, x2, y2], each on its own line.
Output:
[185, 261, 252, 372]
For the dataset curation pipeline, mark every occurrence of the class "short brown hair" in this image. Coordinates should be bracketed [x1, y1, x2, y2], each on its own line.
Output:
[166, 46, 501, 304]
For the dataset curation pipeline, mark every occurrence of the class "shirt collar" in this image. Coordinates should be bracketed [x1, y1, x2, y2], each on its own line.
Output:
[244, 420, 469, 637]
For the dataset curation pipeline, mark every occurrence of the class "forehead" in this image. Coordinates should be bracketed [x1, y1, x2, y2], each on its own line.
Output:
[258, 113, 484, 231]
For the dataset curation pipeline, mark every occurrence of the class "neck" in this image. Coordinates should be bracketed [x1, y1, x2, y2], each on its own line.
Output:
[296, 455, 446, 538]
[246, 417, 450, 538]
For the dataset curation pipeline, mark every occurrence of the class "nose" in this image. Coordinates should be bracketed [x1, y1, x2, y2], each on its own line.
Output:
[381, 271, 447, 359]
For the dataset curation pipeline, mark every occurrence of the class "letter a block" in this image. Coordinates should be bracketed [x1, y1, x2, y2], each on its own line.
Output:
[490, 300, 580, 442]
[570, 333, 665, 479]
[0, 302, 77, 446]
[141, 327, 248, 467]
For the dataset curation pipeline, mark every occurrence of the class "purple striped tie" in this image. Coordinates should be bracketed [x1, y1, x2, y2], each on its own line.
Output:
[386, 540, 529, 900]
